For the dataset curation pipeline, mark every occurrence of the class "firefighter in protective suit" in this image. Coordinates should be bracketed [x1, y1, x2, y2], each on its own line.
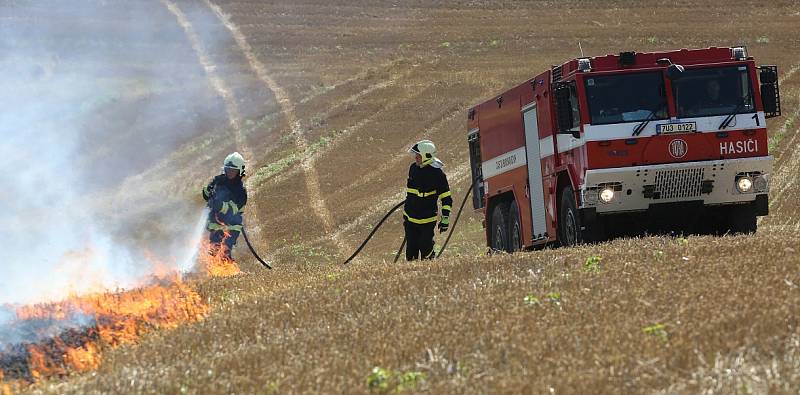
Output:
[202, 152, 248, 260]
[404, 140, 452, 260]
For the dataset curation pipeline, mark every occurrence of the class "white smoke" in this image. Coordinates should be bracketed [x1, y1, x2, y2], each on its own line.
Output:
[0, 1, 230, 305]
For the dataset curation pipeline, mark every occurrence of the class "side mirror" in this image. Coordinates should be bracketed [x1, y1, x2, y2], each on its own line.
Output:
[760, 65, 781, 118]
[760, 67, 777, 84]
[761, 83, 779, 117]
[666, 64, 685, 81]
[555, 85, 575, 134]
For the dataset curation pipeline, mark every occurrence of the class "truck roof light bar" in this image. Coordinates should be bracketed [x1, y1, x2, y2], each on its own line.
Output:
[732, 46, 747, 60]
[577, 58, 592, 72]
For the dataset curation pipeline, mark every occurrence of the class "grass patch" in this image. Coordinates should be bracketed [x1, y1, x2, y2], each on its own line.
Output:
[249, 130, 342, 186]
[522, 291, 562, 308]
[249, 153, 300, 186]
[769, 116, 795, 152]
[582, 255, 602, 273]
[523, 293, 540, 306]
[642, 323, 669, 342]
[367, 367, 426, 392]
[545, 291, 562, 307]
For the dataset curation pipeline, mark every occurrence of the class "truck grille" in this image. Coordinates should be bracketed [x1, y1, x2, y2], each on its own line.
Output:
[651, 168, 705, 199]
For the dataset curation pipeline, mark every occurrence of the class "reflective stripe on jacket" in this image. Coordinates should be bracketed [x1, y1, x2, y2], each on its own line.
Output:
[202, 174, 247, 232]
[403, 162, 452, 224]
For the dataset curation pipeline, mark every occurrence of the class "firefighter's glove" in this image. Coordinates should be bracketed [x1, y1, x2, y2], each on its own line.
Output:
[203, 184, 216, 201]
[438, 217, 449, 233]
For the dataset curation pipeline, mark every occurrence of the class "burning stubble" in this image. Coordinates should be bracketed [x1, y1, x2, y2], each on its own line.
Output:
[0, 0, 242, 386]
[0, 279, 209, 383]
[0, 2, 229, 304]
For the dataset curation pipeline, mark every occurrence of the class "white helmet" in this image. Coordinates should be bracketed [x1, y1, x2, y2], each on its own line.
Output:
[409, 140, 443, 168]
[223, 152, 246, 176]
[409, 140, 436, 158]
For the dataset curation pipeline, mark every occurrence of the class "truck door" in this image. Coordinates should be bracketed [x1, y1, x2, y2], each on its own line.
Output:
[523, 104, 548, 240]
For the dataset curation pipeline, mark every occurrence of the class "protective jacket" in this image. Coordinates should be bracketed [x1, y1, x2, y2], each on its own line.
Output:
[403, 163, 452, 224]
[202, 174, 247, 232]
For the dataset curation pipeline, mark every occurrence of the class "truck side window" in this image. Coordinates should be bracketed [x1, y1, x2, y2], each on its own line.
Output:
[568, 82, 580, 130]
[555, 81, 581, 132]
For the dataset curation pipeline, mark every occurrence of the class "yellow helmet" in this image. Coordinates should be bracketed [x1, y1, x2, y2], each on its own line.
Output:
[223, 152, 246, 176]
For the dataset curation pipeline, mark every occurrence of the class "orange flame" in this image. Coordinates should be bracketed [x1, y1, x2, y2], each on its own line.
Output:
[28, 342, 66, 379]
[197, 238, 242, 277]
[4, 279, 209, 383]
[63, 343, 100, 373]
[1, 231, 247, 386]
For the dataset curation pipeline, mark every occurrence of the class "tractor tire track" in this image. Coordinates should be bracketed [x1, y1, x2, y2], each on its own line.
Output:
[297, 58, 412, 105]
[758, 63, 800, 231]
[762, 93, 800, 230]
[202, 0, 346, 254]
[236, 57, 413, 144]
[334, 107, 464, 195]
[161, 0, 244, 151]
[267, 104, 463, 226]
[779, 63, 800, 85]
[161, 0, 266, 242]
[266, 71, 430, 187]
[766, 92, 800, 197]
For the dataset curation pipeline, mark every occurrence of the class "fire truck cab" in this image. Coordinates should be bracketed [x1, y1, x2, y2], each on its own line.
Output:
[467, 46, 781, 251]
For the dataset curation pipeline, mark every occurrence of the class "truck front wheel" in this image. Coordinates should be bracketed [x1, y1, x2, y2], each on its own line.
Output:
[559, 186, 582, 247]
[490, 201, 510, 252]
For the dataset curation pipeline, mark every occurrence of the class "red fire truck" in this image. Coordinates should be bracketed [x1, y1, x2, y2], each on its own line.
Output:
[467, 46, 781, 251]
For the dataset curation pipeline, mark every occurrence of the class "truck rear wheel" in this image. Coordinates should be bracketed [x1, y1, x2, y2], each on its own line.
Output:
[559, 186, 582, 247]
[508, 201, 522, 252]
[490, 201, 510, 252]
[729, 203, 757, 234]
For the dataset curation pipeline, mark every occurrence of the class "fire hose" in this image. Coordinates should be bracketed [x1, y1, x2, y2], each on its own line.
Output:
[436, 174, 477, 258]
[343, 201, 405, 264]
[392, 237, 406, 263]
[348, 174, 481, 264]
[242, 226, 272, 269]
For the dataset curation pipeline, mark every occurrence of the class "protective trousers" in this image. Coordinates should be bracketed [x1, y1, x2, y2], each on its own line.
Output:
[209, 230, 240, 259]
[404, 221, 436, 261]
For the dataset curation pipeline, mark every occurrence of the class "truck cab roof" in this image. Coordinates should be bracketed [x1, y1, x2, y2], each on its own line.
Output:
[555, 46, 749, 80]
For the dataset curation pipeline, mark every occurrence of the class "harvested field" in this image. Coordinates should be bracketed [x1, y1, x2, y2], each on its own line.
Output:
[2, 0, 799, 393]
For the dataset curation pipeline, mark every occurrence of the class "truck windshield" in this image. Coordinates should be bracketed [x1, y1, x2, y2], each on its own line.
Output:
[673, 65, 754, 118]
[584, 71, 666, 125]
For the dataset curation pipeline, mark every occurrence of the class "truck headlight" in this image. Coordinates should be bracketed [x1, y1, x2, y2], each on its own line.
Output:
[583, 189, 598, 205]
[599, 187, 615, 203]
[736, 176, 753, 193]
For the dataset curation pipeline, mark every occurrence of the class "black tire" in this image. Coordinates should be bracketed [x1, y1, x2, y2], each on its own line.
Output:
[508, 201, 522, 252]
[559, 186, 582, 247]
[490, 201, 510, 252]
[729, 203, 757, 234]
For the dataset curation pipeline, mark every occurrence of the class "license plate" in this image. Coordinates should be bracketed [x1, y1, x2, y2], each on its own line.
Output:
[657, 122, 697, 134]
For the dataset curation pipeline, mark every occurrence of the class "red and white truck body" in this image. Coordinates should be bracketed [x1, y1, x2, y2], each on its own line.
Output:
[467, 47, 781, 251]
